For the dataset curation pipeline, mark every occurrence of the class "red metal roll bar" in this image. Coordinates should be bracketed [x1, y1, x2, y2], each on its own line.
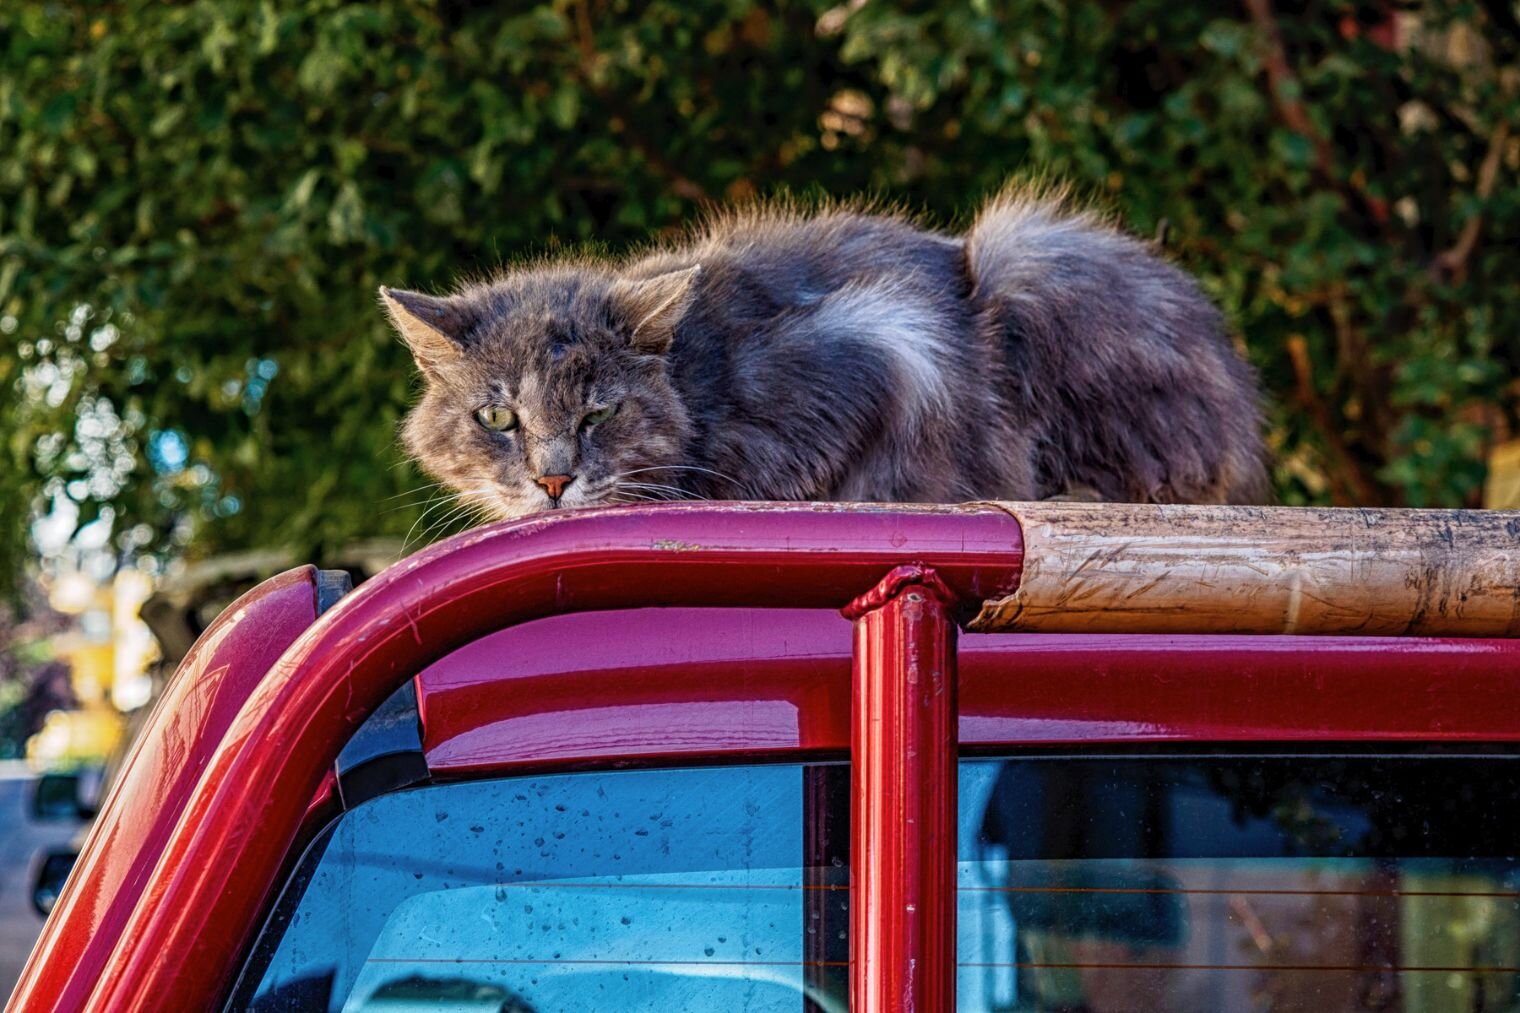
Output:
[8, 566, 322, 1013]
[76, 502, 1022, 1012]
[846, 566, 960, 1010]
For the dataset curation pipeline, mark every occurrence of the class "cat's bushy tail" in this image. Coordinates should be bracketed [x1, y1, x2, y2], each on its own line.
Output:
[964, 187, 1270, 504]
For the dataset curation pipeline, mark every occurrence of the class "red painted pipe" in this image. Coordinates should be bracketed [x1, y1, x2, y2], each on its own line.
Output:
[7, 566, 321, 1013]
[846, 566, 959, 1012]
[68, 503, 1020, 1012]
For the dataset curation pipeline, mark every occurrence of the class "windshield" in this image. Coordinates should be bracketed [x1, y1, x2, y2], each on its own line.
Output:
[234, 751, 1519, 1012]
[233, 763, 848, 1013]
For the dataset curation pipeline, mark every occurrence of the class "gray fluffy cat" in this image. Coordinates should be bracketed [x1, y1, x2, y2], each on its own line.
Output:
[382, 188, 1267, 519]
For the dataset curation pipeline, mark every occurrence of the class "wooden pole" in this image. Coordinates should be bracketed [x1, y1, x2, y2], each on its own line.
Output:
[969, 503, 1520, 637]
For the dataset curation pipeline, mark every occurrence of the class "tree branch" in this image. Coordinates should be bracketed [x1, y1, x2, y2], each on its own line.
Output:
[1243, 0, 1390, 228]
[1243, 0, 1333, 171]
[1286, 334, 1383, 505]
[1433, 119, 1512, 282]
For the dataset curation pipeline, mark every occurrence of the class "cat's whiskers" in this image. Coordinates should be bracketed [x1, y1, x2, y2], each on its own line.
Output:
[618, 464, 740, 487]
[401, 499, 452, 555]
[387, 495, 450, 527]
[402, 489, 474, 543]
[401, 485, 497, 554]
[381, 480, 447, 502]
[417, 498, 486, 547]
[380, 484, 451, 513]
[608, 489, 682, 505]
[616, 481, 705, 501]
[606, 471, 707, 494]
[616, 480, 685, 490]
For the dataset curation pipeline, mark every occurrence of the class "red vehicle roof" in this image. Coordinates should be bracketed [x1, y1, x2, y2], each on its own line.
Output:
[13, 502, 1520, 1012]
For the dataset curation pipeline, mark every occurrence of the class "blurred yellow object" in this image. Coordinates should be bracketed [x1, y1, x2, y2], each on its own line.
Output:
[52, 636, 113, 708]
[26, 707, 125, 767]
[41, 565, 160, 713]
[26, 566, 157, 767]
[1485, 439, 1520, 508]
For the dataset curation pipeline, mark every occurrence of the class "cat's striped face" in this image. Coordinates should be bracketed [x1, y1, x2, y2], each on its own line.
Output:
[383, 268, 698, 520]
[445, 352, 686, 517]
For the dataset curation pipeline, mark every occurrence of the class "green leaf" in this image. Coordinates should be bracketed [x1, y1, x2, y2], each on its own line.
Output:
[326, 181, 365, 244]
[547, 85, 580, 130]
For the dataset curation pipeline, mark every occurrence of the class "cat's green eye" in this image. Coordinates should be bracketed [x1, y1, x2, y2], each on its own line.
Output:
[475, 406, 518, 432]
[581, 404, 619, 429]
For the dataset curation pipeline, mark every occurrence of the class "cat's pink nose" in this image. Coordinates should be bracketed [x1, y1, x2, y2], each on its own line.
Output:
[535, 474, 574, 500]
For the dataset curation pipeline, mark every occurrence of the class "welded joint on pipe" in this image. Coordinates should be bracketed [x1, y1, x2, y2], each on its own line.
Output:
[841, 564, 960, 621]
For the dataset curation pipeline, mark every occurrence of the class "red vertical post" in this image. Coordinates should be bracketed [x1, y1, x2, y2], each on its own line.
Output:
[844, 565, 959, 1012]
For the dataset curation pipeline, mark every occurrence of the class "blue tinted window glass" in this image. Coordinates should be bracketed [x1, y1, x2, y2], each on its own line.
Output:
[958, 754, 1520, 1012]
[237, 764, 848, 1013]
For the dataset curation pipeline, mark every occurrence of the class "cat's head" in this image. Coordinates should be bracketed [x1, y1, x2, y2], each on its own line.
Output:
[382, 264, 700, 519]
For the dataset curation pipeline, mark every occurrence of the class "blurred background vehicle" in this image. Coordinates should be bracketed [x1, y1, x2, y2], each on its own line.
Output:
[0, 765, 87, 998]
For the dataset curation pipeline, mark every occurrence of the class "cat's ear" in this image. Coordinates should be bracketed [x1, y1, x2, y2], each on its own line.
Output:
[379, 286, 474, 372]
[608, 265, 701, 354]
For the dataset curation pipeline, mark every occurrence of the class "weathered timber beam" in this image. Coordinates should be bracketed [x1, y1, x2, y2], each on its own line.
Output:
[968, 502, 1520, 637]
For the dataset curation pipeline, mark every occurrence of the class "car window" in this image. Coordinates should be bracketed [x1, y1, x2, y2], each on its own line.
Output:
[240, 749, 1520, 1012]
[958, 753, 1520, 1012]
[234, 763, 848, 1013]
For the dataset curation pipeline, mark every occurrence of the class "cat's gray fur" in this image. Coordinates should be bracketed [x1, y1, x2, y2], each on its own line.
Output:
[382, 188, 1268, 519]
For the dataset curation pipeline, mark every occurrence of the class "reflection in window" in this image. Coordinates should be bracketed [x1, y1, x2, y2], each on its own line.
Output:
[235, 764, 848, 1013]
[958, 754, 1520, 1012]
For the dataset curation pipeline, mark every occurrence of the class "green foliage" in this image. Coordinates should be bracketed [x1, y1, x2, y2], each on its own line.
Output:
[1, 0, 1516, 586]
